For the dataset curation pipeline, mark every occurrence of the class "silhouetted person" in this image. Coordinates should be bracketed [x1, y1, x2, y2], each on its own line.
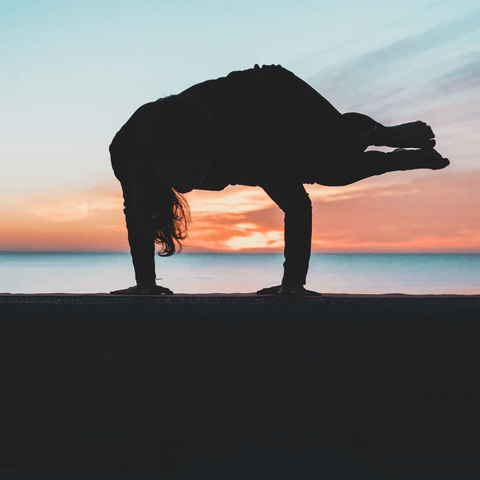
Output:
[110, 64, 449, 296]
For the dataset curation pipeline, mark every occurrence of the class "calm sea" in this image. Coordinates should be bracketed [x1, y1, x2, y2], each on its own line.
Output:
[1, 252, 479, 295]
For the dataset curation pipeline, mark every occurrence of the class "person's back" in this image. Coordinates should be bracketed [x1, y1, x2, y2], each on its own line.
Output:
[182, 64, 344, 188]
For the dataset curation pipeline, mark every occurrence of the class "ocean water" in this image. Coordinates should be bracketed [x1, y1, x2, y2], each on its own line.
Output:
[1, 252, 479, 295]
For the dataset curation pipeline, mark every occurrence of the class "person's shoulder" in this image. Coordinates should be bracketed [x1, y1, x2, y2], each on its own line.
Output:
[129, 101, 159, 123]
[114, 101, 156, 136]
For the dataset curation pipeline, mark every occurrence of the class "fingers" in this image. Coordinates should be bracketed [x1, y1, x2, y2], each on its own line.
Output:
[110, 285, 139, 295]
[256, 285, 322, 296]
[139, 284, 174, 295]
[113, 285, 320, 296]
[110, 285, 173, 295]
[279, 285, 322, 296]
[154, 286, 174, 295]
[301, 288, 322, 297]
[256, 285, 281, 295]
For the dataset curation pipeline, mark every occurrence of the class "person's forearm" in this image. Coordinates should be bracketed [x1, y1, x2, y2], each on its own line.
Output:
[282, 204, 312, 285]
[262, 183, 312, 286]
[118, 178, 157, 285]
[128, 227, 156, 284]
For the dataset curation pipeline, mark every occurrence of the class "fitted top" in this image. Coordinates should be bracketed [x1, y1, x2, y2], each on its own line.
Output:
[181, 64, 340, 190]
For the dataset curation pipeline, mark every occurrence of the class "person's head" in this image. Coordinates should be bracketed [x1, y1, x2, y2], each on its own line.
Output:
[134, 94, 211, 256]
[145, 94, 212, 193]
[154, 156, 210, 194]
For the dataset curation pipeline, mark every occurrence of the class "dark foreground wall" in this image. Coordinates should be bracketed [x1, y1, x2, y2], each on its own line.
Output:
[1, 293, 480, 478]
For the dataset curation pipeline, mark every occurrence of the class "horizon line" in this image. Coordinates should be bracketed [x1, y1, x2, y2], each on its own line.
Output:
[1, 250, 479, 255]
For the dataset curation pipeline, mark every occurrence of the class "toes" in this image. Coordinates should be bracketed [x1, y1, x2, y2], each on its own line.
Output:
[425, 150, 449, 169]
[416, 138, 435, 148]
[438, 158, 450, 169]
[418, 121, 435, 139]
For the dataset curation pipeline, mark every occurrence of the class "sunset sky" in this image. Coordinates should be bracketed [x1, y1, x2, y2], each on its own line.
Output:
[1, 0, 479, 253]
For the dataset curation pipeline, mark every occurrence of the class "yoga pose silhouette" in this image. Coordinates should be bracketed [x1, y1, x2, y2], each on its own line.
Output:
[110, 64, 449, 296]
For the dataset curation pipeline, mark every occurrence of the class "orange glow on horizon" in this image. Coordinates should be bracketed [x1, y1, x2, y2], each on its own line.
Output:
[2, 168, 479, 254]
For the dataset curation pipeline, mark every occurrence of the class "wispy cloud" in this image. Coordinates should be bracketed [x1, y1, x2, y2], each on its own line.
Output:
[27, 197, 120, 222]
[309, 9, 480, 115]
[186, 186, 273, 215]
[310, 168, 480, 252]
[306, 179, 418, 202]
[431, 54, 480, 94]
[8, 178, 124, 223]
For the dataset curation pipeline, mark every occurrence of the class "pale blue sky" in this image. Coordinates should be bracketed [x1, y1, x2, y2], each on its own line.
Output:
[1, 0, 479, 199]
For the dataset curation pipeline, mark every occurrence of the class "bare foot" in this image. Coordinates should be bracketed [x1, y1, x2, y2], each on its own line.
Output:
[393, 148, 450, 171]
[374, 121, 436, 149]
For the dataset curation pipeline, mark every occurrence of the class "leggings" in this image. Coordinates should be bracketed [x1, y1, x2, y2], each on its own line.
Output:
[309, 112, 398, 187]
[249, 65, 397, 188]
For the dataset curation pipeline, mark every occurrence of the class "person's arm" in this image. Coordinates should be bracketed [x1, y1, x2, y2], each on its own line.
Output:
[111, 179, 173, 295]
[258, 182, 320, 296]
[109, 103, 172, 295]
[124, 181, 156, 285]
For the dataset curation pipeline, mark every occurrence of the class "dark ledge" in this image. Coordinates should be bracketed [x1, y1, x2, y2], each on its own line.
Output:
[1, 294, 480, 476]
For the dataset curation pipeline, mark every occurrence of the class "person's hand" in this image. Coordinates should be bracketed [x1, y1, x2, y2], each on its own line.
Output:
[256, 282, 321, 296]
[110, 283, 173, 295]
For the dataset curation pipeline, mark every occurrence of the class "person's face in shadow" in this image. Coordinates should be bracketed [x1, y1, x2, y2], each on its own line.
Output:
[154, 157, 210, 193]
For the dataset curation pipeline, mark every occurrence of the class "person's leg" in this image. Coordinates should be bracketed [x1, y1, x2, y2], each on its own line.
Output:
[311, 112, 448, 187]
[314, 148, 449, 187]
[391, 148, 450, 172]
[369, 121, 437, 149]
[337, 113, 383, 152]
[339, 113, 437, 151]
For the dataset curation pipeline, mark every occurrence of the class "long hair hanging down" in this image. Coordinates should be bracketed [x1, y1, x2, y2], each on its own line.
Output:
[131, 162, 191, 257]
[133, 94, 210, 256]
[151, 187, 191, 257]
